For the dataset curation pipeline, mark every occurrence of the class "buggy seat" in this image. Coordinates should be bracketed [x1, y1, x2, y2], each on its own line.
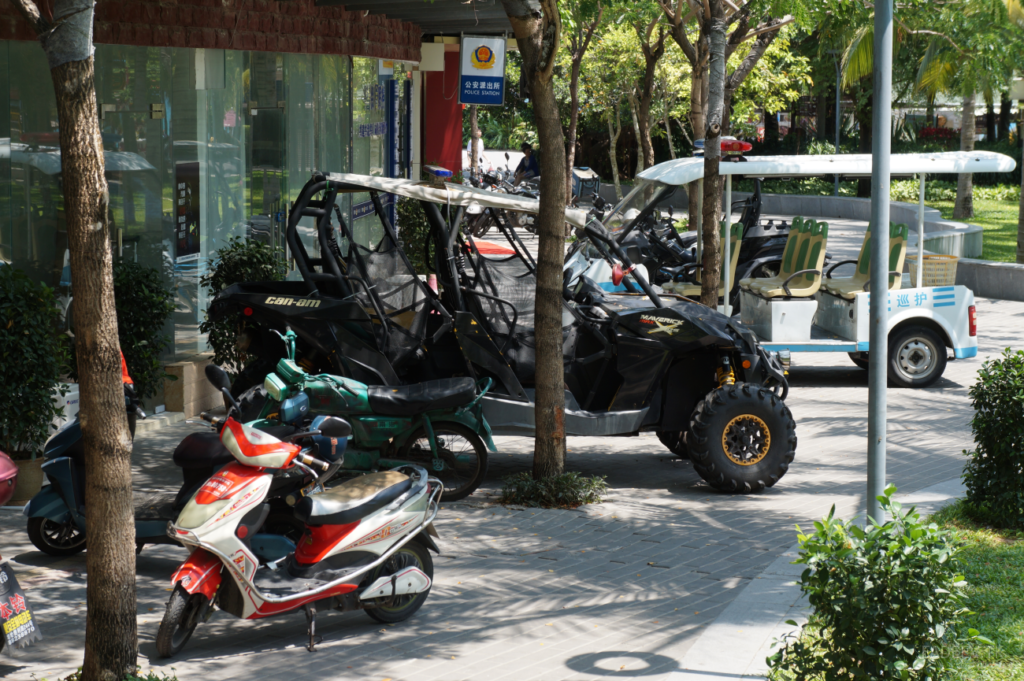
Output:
[367, 377, 476, 416]
[293, 471, 412, 527]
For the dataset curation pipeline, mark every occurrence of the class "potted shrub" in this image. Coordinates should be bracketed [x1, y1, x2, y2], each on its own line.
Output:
[0, 265, 70, 503]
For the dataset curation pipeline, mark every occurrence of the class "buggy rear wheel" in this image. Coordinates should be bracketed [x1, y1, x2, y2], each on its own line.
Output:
[688, 383, 796, 493]
[398, 423, 488, 502]
[656, 431, 689, 459]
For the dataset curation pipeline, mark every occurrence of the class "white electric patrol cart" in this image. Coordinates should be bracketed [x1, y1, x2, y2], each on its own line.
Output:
[619, 151, 1016, 388]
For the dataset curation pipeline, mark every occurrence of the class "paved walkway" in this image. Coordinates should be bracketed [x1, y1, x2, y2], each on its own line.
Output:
[3, 218, 1023, 680]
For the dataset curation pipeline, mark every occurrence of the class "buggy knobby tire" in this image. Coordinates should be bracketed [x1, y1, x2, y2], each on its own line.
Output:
[235, 384, 270, 422]
[688, 382, 796, 494]
[656, 430, 689, 459]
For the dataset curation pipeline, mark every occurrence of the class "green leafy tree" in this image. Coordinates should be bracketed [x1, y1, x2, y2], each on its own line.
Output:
[560, 0, 603, 198]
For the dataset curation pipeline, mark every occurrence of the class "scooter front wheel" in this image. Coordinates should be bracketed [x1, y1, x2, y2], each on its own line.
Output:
[156, 585, 206, 658]
[27, 517, 86, 556]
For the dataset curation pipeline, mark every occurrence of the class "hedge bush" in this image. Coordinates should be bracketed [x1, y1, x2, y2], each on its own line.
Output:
[198, 236, 285, 371]
[962, 348, 1024, 529]
[768, 486, 985, 680]
[0, 266, 69, 458]
[499, 471, 607, 508]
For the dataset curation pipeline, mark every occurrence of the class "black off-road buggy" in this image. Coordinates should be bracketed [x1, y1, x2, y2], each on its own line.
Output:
[209, 172, 796, 493]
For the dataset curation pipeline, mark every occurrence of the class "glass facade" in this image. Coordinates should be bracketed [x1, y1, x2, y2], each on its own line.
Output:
[1, 42, 409, 363]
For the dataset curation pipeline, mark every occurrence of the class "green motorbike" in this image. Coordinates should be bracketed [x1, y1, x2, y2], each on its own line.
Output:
[248, 330, 496, 502]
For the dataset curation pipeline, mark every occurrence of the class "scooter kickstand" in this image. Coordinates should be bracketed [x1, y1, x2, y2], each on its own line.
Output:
[304, 603, 321, 652]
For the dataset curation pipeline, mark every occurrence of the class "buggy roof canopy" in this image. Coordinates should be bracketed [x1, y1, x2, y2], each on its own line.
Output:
[636, 151, 1017, 186]
[323, 173, 590, 228]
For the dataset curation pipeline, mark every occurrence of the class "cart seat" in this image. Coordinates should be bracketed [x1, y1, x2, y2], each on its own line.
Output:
[293, 471, 412, 526]
[749, 220, 828, 298]
[674, 221, 742, 298]
[739, 216, 810, 292]
[367, 377, 476, 416]
[822, 222, 908, 300]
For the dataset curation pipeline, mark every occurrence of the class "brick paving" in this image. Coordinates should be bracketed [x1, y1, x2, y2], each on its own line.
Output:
[2, 224, 1023, 679]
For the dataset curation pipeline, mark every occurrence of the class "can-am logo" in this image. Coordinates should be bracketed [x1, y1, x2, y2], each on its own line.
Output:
[264, 296, 321, 308]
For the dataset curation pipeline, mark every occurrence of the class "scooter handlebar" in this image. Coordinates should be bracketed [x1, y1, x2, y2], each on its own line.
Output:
[296, 451, 330, 472]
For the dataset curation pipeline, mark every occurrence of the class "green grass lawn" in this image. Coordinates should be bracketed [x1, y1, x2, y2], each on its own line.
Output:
[933, 501, 1024, 679]
[927, 198, 1020, 263]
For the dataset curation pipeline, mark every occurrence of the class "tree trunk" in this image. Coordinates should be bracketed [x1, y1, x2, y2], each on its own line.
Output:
[701, 7, 726, 309]
[469, 104, 480, 175]
[763, 108, 779, 144]
[926, 96, 934, 127]
[955, 93, 976, 219]
[628, 94, 644, 177]
[817, 92, 828, 141]
[637, 37, 663, 169]
[985, 99, 995, 143]
[501, 0, 567, 480]
[11, 1, 139, 679]
[565, 58, 582, 202]
[664, 108, 677, 159]
[856, 93, 873, 198]
[999, 92, 1011, 142]
[688, 67, 707, 237]
[721, 91, 733, 138]
[607, 109, 623, 200]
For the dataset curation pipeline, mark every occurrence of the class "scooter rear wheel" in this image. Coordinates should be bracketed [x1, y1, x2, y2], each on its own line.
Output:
[398, 423, 488, 502]
[27, 517, 86, 557]
[156, 585, 206, 658]
[364, 541, 434, 624]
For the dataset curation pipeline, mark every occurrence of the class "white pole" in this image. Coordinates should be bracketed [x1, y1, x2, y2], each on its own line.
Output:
[696, 179, 704, 265]
[917, 172, 925, 289]
[723, 173, 732, 315]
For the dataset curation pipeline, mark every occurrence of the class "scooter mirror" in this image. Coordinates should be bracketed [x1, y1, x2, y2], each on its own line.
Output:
[317, 416, 352, 439]
[205, 364, 232, 393]
[504, 152, 510, 161]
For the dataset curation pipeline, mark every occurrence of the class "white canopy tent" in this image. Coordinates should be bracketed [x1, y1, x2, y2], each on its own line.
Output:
[634, 151, 1017, 312]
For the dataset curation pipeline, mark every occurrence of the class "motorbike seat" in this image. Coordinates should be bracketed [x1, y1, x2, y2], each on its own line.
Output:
[172, 425, 297, 469]
[366, 377, 476, 416]
[293, 471, 412, 527]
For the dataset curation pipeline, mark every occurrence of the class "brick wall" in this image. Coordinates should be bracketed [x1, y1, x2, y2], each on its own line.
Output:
[0, 0, 421, 62]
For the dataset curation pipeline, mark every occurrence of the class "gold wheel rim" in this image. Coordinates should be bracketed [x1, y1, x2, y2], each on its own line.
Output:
[722, 414, 771, 466]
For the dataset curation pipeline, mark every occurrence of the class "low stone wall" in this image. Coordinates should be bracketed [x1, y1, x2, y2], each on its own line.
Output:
[164, 356, 223, 419]
[955, 258, 1024, 302]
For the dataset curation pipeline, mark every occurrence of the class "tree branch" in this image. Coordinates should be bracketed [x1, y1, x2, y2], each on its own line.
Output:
[735, 16, 792, 44]
[8, 0, 50, 34]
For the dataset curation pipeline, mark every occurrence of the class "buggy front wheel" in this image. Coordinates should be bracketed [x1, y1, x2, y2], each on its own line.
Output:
[688, 383, 797, 493]
[397, 423, 488, 502]
[656, 430, 689, 459]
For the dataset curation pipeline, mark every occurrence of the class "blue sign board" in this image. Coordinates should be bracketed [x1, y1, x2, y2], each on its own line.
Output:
[459, 36, 506, 106]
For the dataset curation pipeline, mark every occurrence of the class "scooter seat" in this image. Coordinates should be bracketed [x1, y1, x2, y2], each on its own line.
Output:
[366, 377, 476, 416]
[172, 425, 297, 469]
[294, 471, 412, 526]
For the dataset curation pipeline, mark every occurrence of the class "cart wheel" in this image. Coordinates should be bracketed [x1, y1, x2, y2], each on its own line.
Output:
[848, 352, 870, 370]
[656, 431, 689, 459]
[688, 383, 797, 493]
[887, 326, 947, 388]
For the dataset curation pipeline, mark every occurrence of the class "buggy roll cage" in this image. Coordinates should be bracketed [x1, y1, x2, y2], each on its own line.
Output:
[285, 173, 454, 356]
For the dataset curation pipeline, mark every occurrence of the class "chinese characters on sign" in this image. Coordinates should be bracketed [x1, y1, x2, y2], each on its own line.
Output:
[1, 562, 42, 652]
[459, 36, 506, 106]
[175, 162, 201, 263]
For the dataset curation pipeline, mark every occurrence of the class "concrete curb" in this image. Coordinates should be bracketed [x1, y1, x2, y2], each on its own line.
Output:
[666, 477, 967, 680]
[134, 411, 185, 433]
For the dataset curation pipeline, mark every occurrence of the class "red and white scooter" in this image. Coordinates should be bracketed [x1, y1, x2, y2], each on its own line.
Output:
[156, 367, 442, 657]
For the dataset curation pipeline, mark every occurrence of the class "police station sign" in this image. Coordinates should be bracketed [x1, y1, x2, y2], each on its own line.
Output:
[459, 36, 506, 106]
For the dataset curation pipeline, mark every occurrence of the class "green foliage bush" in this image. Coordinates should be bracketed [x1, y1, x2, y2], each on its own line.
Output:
[768, 486, 985, 680]
[499, 471, 607, 508]
[0, 266, 69, 458]
[962, 349, 1024, 529]
[889, 180, 1017, 204]
[198, 237, 285, 370]
[68, 260, 176, 400]
[396, 197, 434, 275]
